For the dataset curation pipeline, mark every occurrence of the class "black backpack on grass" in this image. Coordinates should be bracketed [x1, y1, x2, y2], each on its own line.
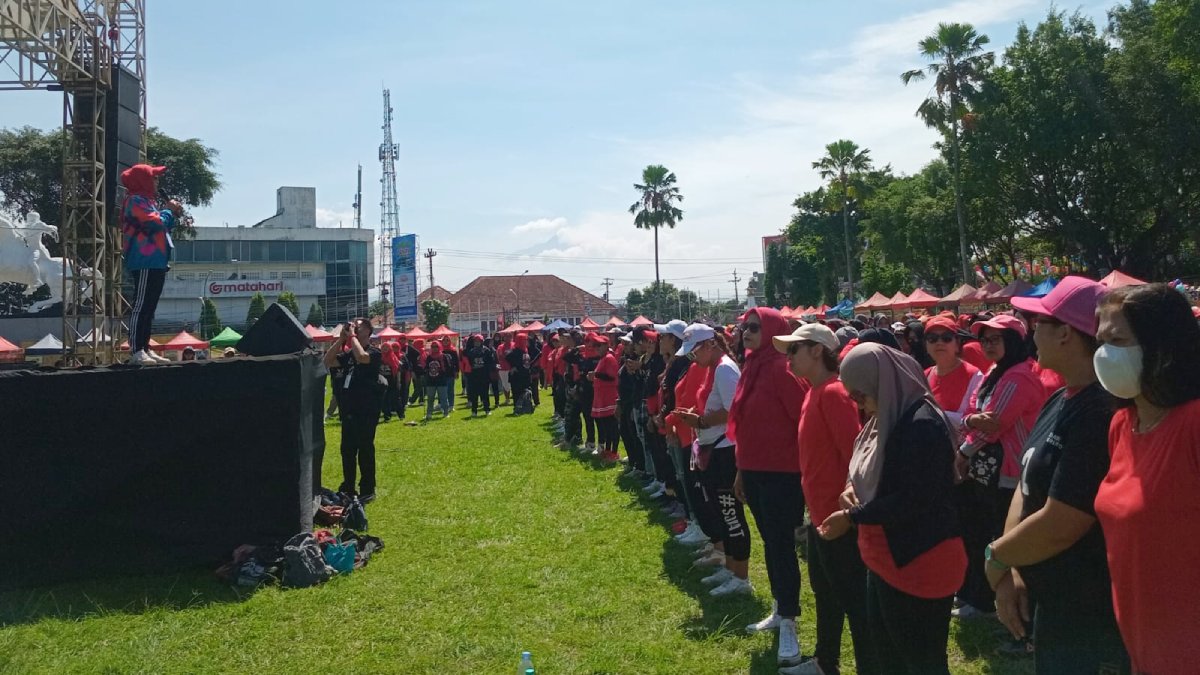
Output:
[514, 389, 534, 415]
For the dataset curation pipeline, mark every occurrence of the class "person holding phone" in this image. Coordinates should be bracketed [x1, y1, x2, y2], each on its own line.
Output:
[323, 318, 383, 501]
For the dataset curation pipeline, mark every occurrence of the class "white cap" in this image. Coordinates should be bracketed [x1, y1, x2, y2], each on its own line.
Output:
[773, 323, 840, 354]
[653, 319, 688, 341]
[676, 323, 716, 357]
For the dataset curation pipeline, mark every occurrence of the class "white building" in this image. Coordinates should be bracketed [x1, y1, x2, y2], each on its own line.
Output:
[155, 187, 375, 330]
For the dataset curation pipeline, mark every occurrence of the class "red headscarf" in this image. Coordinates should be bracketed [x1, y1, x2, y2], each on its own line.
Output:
[726, 307, 794, 444]
[514, 333, 529, 350]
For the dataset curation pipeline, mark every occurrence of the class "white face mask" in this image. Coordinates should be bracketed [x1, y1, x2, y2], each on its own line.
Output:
[1093, 344, 1144, 399]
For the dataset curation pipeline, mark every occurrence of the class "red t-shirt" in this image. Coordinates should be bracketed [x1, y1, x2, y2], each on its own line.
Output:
[590, 353, 619, 418]
[496, 342, 511, 371]
[925, 361, 980, 415]
[858, 526, 967, 599]
[1095, 399, 1200, 674]
[797, 378, 861, 526]
[1032, 359, 1066, 398]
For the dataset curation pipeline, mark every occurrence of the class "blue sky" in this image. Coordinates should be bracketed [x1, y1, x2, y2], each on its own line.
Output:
[3, 0, 1106, 302]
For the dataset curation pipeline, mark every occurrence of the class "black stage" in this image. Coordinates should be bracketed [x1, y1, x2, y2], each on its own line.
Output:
[0, 353, 326, 590]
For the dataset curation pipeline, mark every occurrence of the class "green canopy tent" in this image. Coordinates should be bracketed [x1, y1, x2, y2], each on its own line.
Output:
[208, 326, 243, 348]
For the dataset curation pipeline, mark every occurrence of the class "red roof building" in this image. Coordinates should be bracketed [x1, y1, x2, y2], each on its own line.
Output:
[446, 274, 617, 336]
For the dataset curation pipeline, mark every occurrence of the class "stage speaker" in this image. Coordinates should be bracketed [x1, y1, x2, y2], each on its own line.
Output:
[105, 65, 145, 210]
[236, 302, 313, 356]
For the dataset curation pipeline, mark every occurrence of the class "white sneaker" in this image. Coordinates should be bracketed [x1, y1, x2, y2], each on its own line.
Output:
[694, 550, 726, 567]
[951, 604, 996, 621]
[777, 618, 801, 666]
[678, 529, 710, 547]
[674, 523, 701, 541]
[709, 575, 753, 597]
[149, 350, 170, 363]
[746, 601, 781, 633]
[585, 441, 596, 451]
[779, 659, 826, 675]
[701, 567, 733, 586]
[130, 350, 158, 366]
[692, 540, 714, 556]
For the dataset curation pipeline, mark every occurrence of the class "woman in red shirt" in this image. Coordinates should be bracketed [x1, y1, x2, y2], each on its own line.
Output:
[774, 324, 879, 675]
[587, 334, 620, 464]
[923, 316, 982, 428]
[820, 343, 965, 675]
[1094, 283, 1200, 674]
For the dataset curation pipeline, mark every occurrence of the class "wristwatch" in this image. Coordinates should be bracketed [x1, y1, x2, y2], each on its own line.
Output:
[984, 542, 1010, 571]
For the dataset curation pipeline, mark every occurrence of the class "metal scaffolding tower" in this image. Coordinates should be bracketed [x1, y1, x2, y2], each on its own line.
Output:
[0, 0, 146, 364]
[377, 87, 400, 323]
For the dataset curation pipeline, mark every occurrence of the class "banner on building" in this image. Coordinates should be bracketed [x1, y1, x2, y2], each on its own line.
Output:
[392, 234, 419, 321]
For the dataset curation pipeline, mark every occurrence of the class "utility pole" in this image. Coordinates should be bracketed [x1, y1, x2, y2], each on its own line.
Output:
[353, 164, 362, 229]
[424, 248, 437, 293]
[731, 269, 741, 305]
[602, 277, 613, 302]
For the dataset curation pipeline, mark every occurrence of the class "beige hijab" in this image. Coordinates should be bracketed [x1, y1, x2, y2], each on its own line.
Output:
[840, 342, 949, 503]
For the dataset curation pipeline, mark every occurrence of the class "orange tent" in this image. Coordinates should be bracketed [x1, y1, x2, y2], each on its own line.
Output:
[306, 325, 336, 343]
[903, 288, 941, 309]
[629, 315, 654, 327]
[579, 317, 602, 331]
[499, 322, 525, 334]
[1099, 270, 1147, 288]
[429, 325, 459, 337]
[883, 291, 908, 311]
[604, 316, 627, 327]
[520, 320, 545, 333]
[855, 292, 891, 312]
[162, 331, 209, 351]
[404, 326, 431, 338]
[971, 281, 1003, 302]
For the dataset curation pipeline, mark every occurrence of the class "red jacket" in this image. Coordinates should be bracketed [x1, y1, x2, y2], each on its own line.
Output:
[729, 307, 810, 473]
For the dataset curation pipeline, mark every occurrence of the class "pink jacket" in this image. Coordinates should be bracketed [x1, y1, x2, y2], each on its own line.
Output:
[961, 359, 1047, 488]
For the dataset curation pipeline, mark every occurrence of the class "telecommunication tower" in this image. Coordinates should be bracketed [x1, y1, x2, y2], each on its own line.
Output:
[377, 88, 401, 310]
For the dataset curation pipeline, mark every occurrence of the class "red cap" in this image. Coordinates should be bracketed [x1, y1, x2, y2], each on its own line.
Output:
[970, 313, 1028, 340]
[924, 317, 959, 335]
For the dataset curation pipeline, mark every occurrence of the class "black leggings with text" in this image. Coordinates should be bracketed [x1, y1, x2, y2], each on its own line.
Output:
[698, 445, 749, 561]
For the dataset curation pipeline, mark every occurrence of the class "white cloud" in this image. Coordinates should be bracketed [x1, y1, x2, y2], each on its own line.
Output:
[511, 216, 568, 234]
[315, 207, 354, 228]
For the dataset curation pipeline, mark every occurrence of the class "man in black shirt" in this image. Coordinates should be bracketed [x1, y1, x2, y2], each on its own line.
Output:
[323, 318, 383, 501]
[463, 334, 497, 417]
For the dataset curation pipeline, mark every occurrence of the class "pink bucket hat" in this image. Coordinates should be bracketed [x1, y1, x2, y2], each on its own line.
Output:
[1011, 276, 1106, 337]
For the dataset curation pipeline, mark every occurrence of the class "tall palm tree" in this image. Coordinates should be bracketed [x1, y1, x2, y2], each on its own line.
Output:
[630, 165, 684, 318]
[812, 140, 872, 300]
[902, 22, 993, 285]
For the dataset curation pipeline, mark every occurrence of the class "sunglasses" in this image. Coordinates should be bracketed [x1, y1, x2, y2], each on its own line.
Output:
[979, 335, 1005, 347]
[742, 323, 761, 334]
[787, 340, 816, 356]
[925, 332, 956, 344]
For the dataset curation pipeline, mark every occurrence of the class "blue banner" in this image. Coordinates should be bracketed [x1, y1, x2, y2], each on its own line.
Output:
[392, 234, 418, 321]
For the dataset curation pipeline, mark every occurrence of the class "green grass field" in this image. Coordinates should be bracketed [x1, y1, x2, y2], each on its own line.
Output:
[0, 395, 1032, 674]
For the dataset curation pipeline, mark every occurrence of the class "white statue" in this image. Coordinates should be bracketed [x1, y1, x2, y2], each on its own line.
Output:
[0, 211, 101, 313]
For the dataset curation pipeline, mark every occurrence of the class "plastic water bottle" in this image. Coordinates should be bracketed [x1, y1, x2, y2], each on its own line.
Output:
[518, 651, 534, 674]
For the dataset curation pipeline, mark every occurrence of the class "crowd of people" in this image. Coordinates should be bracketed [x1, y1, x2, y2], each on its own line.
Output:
[323, 278, 1199, 675]
[548, 279, 1198, 675]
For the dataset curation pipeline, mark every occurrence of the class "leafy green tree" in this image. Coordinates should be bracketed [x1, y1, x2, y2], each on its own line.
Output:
[305, 302, 325, 327]
[421, 299, 451, 332]
[198, 298, 222, 339]
[812, 140, 873, 299]
[630, 165, 684, 317]
[0, 126, 220, 241]
[276, 291, 300, 317]
[860, 161, 960, 293]
[368, 299, 393, 324]
[246, 292, 266, 328]
[902, 22, 993, 286]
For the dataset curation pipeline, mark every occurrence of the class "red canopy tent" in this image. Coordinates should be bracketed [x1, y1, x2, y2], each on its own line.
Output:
[0, 335, 24, 363]
[779, 306, 793, 317]
[499, 322, 525, 334]
[605, 316, 628, 327]
[305, 325, 335, 342]
[404, 326, 431, 338]
[162, 331, 209, 351]
[629, 315, 654, 328]
[376, 326, 405, 341]
[1099, 270, 1147, 288]
[883, 291, 909, 311]
[903, 288, 941, 309]
[579, 317, 602, 332]
[938, 283, 978, 305]
[119, 337, 162, 351]
[429, 324, 459, 337]
[520, 320, 545, 333]
[855, 292, 891, 313]
[971, 281, 1003, 303]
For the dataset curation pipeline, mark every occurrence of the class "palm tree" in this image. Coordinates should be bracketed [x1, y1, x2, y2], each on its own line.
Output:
[902, 22, 993, 285]
[630, 165, 684, 318]
[812, 140, 872, 300]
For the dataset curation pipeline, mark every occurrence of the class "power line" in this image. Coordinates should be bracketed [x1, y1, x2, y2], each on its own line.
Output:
[436, 248, 759, 266]
[424, 248, 437, 292]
